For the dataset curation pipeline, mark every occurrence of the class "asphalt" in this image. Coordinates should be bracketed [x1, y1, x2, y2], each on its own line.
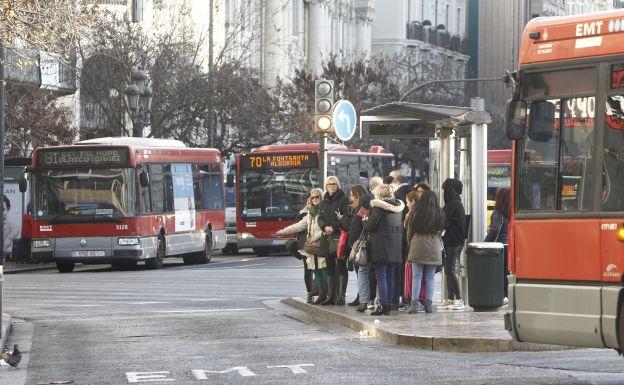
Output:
[283, 297, 567, 353]
[2, 262, 56, 274]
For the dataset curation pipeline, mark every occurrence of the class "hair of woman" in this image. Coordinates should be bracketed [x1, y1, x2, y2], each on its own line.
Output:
[373, 184, 394, 200]
[494, 187, 511, 218]
[414, 181, 431, 192]
[409, 190, 445, 235]
[406, 190, 418, 205]
[324, 175, 341, 191]
[349, 185, 368, 210]
[307, 188, 324, 207]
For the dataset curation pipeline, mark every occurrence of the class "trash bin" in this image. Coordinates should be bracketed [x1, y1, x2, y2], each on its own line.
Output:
[466, 242, 504, 311]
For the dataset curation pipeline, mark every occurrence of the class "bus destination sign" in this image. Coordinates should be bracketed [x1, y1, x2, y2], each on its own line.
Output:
[37, 148, 131, 167]
[242, 153, 317, 170]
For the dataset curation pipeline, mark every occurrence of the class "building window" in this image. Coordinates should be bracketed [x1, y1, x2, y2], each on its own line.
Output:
[457, 7, 461, 35]
[445, 4, 450, 30]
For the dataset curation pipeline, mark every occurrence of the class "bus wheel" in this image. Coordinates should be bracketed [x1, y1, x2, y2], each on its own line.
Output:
[56, 261, 75, 273]
[194, 232, 213, 264]
[146, 235, 165, 269]
[253, 247, 270, 257]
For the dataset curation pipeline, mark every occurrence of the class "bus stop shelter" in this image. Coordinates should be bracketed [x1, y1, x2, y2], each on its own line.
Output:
[359, 99, 492, 301]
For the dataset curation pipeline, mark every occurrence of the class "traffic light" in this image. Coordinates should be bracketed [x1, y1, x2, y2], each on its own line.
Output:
[315, 80, 334, 132]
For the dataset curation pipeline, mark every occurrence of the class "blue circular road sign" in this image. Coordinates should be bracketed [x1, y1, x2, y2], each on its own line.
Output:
[332, 100, 357, 141]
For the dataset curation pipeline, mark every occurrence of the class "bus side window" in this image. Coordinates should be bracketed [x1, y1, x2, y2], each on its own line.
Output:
[138, 165, 151, 213]
[163, 164, 175, 213]
[192, 164, 204, 211]
[602, 95, 624, 211]
[149, 164, 165, 213]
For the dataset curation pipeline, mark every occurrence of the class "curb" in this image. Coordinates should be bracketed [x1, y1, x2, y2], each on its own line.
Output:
[1, 313, 10, 350]
[282, 298, 568, 353]
[4, 264, 56, 274]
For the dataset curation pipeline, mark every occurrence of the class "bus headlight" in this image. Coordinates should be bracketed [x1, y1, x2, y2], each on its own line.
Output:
[118, 237, 140, 246]
[33, 239, 51, 248]
[240, 232, 255, 239]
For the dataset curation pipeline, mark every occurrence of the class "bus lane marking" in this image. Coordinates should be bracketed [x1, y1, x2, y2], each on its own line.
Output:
[127, 364, 315, 382]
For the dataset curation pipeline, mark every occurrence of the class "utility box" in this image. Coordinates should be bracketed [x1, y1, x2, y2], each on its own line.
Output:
[466, 242, 505, 311]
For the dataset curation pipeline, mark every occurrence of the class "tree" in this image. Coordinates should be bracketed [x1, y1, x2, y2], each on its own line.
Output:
[4, 85, 76, 157]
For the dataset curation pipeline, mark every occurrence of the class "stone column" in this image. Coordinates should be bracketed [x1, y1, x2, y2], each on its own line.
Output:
[307, 0, 326, 74]
[355, 0, 375, 57]
[263, 0, 286, 86]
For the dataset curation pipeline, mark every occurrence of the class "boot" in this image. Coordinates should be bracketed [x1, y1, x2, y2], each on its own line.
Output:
[348, 294, 360, 307]
[370, 305, 388, 316]
[335, 275, 348, 305]
[320, 275, 336, 306]
[313, 289, 327, 305]
[408, 300, 419, 314]
[423, 298, 434, 313]
[306, 292, 314, 304]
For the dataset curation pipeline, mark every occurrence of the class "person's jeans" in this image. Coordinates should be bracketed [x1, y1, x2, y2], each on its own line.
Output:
[373, 262, 395, 308]
[357, 265, 370, 305]
[392, 262, 403, 305]
[444, 245, 463, 300]
[412, 263, 436, 302]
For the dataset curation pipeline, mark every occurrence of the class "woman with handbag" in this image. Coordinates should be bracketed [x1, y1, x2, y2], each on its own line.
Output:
[484, 187, 510, 302]
[276, 188, 328, 304]
[317, 176, 349, 305]
[363, 184, 405, 315]
[407, 189, 446, 313]
[338, 184, 368, 309]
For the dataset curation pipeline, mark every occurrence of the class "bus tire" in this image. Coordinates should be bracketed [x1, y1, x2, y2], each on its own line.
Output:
[182, 255, 196, 265]
[253, 247, 270, 257]
[194, 232, 213, 264]
[146, 235, 165, 269]
[56, 261, 75, 273]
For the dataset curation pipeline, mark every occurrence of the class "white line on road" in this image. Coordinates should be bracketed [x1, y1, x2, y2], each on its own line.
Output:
[151, 307, 265, 314]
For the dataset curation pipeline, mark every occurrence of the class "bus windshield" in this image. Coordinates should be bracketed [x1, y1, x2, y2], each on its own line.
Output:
[240, 167, 317, 221]
[33, 168, 134, 222]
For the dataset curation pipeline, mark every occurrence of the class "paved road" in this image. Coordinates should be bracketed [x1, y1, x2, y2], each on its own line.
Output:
[2, 253, 624, 385]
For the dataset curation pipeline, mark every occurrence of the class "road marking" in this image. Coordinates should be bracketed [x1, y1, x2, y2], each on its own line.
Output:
[266, 364, 314, 374]
[151, 307, 265, 314]
[126, 372, 175, 383]
[193, 367, 256, 379]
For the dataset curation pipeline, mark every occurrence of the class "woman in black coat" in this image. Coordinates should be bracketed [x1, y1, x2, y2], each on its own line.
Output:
[338, 184, 368, 306]
[363, 184, 405, 315]
[317, 176, 349, 305]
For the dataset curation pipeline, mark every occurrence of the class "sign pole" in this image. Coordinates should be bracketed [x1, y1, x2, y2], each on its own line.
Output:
[319, 133, 327, 188]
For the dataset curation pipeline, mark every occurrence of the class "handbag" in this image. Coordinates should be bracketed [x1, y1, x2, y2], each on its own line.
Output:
[354, 237, 370, 266]
[326, 234, 340, 257]
[348, 229, 366, 262]
[303, 237, 320, 256]
[336, 228, 349, 259]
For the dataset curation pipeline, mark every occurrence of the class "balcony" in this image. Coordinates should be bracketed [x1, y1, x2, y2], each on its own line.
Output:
[4, 47, 77, 95]
[406, 21, 467, 55]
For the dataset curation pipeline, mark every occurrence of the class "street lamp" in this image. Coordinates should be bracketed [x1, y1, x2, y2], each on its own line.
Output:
[125, 69, 153, 137]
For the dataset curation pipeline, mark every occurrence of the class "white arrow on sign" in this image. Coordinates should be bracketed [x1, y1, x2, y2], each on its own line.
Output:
[338, 111, 350, 132]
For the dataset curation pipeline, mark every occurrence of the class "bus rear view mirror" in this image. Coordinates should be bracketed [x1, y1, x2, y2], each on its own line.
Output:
[528, 100, 556, 142]
[18, 177, 27, 193]
[505, 98, 527, 140]
[139, 171, 150, 187]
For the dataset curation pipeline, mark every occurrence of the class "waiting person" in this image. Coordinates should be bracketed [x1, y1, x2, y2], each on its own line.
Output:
[338, 185, 368, 310]
[485, 187, 510, 301]
[276, 188, 326, 304]
[317, 176, 349, 305]
[382, 176, 395, 186]
[407, 190, 446, 313]
[391, 175, 411, 309]
[440, 178, 467, 311]
[360, 176, 383, 309]
[363, 184, 404, 315]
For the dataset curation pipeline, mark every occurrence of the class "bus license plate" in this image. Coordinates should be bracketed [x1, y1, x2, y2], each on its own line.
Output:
[71, 250, 105, 257]
[272, 239, 286, 246]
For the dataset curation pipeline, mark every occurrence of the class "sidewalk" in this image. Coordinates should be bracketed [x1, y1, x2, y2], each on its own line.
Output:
[2, 261, 55, 274]
[283, 298, 568, 353]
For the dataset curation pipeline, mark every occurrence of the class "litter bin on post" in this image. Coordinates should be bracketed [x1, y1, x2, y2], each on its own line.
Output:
[466, 242, 504, 311]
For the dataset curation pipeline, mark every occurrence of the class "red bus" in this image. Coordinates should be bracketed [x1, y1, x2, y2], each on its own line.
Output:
[29, 137, 226, 273]
[505, 10, 624, 351]
[235, 143, 394, 256]
[487, 149, 512, 201]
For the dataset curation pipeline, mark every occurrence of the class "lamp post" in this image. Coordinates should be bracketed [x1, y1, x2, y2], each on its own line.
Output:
[124, 69, 153, 137]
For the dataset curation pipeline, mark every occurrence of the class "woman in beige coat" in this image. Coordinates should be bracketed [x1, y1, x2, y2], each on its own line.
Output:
[406, 190, 446, 313]
[276, 188, 328, 304]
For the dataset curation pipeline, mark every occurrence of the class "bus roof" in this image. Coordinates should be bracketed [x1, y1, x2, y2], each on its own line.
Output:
[487, 149, 512, 165]
[76, 137, 186, 148]
[519, 9, 624, 66]
[251, 143, 391, 156]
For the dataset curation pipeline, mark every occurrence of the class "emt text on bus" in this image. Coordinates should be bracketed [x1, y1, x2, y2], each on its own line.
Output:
[29, 137, 226, 273]
[504, 9, 624, 353]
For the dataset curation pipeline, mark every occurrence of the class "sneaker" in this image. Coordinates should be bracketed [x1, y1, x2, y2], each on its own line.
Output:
[367, 301, 375, 310]
[452, 299, 465, 311]
[417, 302, 425, 312]
[439, 299, 454, 309]
[503, 297, 509, 306]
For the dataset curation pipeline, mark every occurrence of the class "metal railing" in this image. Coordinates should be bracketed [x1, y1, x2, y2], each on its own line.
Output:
[406, 21, 468, 54]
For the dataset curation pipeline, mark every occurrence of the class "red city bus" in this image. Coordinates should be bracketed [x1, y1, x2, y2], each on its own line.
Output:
[487, 149, 512, 201]
[505, 10, 624, 351]
[235, 143, 394, 256]
[30, 137, 226, 273]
